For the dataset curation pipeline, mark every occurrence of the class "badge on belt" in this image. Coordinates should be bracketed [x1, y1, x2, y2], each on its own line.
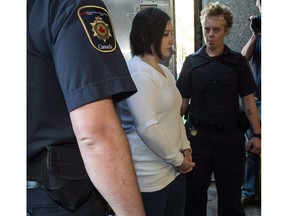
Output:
[191, 127, 197, 136]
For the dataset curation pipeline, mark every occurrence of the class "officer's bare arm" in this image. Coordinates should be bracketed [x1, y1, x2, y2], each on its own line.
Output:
[241, 94, 261, 134]
[70, 97, 145, 216]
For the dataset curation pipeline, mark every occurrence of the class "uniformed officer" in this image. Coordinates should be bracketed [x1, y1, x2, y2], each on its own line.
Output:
[27, 0, 145, 215]
[176, 2, 261, 216]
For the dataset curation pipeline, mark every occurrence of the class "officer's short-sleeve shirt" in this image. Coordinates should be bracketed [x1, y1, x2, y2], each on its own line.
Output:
[176, 46, 256, 122]
[27, 0, 137, 160]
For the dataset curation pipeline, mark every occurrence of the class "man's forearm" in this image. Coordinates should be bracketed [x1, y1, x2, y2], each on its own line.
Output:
[80, 130, 145, 216]
[242, 34, 258, 60]
[242, 95, 261, 134]
[70, 99, 145, 216]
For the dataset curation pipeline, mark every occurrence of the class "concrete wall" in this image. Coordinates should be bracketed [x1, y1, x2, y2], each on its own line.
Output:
[202, 0, 260, 52]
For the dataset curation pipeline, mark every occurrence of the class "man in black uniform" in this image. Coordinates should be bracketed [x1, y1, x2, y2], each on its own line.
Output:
[27, 0, 145, 215]
[176, 2, 261, 216]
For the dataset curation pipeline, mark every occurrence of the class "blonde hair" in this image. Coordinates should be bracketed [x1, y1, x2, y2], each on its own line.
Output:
[200, 2, 233, 31]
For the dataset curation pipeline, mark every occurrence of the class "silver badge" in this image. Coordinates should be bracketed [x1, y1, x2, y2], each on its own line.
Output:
[191, 127, 197, 136]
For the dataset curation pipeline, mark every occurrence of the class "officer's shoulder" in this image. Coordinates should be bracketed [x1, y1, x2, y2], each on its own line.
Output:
[187, 48, 202, 59]
[225, 46, 243, 58]
[224, 47, 243, 65]
[185, 49, 208, 68]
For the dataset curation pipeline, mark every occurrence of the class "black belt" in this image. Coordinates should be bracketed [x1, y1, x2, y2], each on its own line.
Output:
[27, 157, 44, 189]
[27, 180, 44, 189]
[188, 116, 239, 131]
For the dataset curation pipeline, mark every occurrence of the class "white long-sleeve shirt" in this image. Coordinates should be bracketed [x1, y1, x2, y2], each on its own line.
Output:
[116, 56, 191, 192]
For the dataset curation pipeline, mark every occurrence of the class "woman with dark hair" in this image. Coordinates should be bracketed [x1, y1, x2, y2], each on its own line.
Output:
[116, 7, 195, 216]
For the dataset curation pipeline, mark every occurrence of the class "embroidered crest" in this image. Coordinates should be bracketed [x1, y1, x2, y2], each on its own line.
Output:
[78, 6, 116, 52]
[91, 16, 112, 42]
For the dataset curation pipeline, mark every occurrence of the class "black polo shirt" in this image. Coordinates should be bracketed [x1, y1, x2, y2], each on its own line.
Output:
[176, 45, 256, 122]
[27, 0, 137, 161]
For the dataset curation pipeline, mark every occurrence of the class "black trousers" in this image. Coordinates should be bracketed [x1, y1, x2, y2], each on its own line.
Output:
[185, 125, 246, 216]
[27, 188, 107, 216]
[141, 174, 186, 216]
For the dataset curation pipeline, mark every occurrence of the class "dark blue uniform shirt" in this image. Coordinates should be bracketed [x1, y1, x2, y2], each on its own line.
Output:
[27, 0, 137, 161]
[176, 45, 256, 122]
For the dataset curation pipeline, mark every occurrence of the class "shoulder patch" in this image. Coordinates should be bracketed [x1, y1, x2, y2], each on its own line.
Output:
[78, 5, 116, 52]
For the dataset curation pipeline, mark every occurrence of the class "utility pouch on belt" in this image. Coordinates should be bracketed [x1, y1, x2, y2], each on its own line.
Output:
[42, 144, 94, 210]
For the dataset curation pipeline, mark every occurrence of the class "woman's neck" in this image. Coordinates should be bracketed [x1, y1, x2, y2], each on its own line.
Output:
[140, 54, 159, 67]
[139, 54, 166, 77]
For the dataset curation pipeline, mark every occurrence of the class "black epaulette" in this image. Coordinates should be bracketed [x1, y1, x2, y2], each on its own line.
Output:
[222, 47, 243, 68]
[186, 48, 209, 69]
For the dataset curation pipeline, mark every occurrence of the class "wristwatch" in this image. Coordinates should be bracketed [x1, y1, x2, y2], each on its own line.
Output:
[253, 133, 261, 139]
